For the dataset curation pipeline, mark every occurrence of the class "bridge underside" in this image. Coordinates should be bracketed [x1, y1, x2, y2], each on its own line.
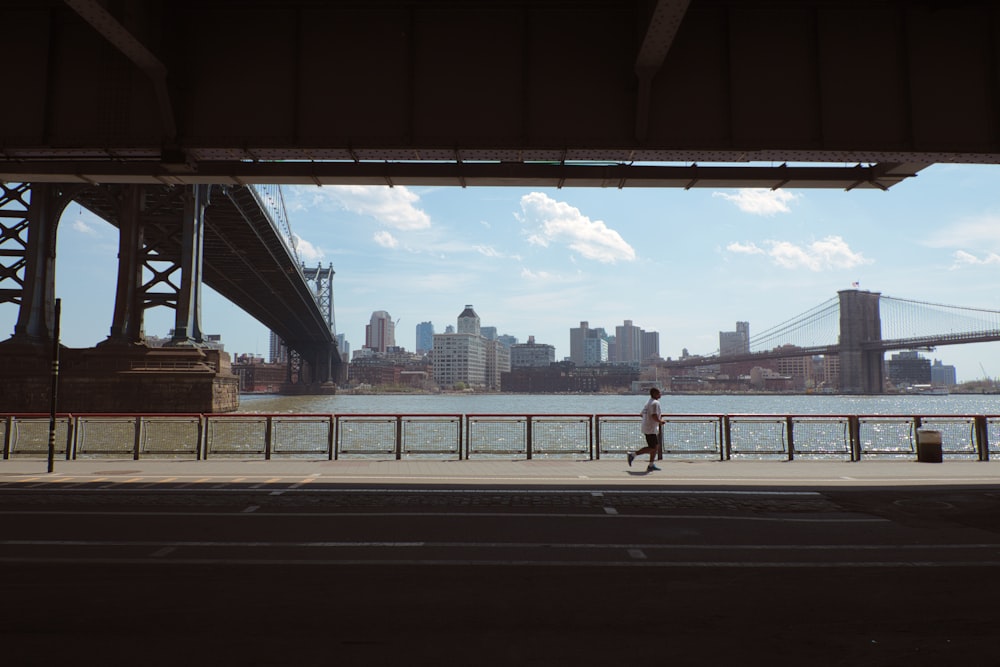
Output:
[3, 1, 999, 187]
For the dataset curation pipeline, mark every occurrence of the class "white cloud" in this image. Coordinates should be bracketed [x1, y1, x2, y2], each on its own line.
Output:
[951, 249, 1000, 267]
[72, 218, 98, 235]
[726, 235, 870, 271]
[725, 241, 765, 255]
[713, 189, 800, 216]
[373, 230, 399, 248]
[293, 234, 324, 263]
[518, 192, 636, 263]
[475, 245, 501, 257]
[925, 214, 1000, 251]
[520, 267, 557, 281]
[319, 185, 431, 231]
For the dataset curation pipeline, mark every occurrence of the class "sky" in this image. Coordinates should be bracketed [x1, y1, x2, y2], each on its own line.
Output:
[4, 163, 1000, 384]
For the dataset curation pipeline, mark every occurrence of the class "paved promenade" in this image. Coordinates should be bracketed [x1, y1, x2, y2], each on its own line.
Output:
[2, 456, 999, 666]
[1, 456, 998, 489]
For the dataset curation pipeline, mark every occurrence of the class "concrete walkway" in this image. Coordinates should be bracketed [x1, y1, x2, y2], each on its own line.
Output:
[1, 456, 998, 488]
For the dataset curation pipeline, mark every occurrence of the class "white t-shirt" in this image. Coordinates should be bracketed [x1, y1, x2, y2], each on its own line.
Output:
[640, 397, 662, 435]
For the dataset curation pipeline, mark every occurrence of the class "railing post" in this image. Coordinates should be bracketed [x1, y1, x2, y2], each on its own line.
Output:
[196, 414, 205, 461]
[526, 416, 533, 460]
[132, 416, 142, 461]
[849, 415, 861, 461]
[2, 415, 11, 459]
[723, 415, 732, 461]
[975, 415, 989, 461]
[786, 416, 795, 461]
[333, 415, 340, 460]
[457, 415, 464, 461]
[67, 415, 76, 461]
[717, 416, 724, 461]
[395, 416, 403, 460]
[588, 415, 594, 461]
[327, 415, 335, 461]
[264, 416, 272, 460]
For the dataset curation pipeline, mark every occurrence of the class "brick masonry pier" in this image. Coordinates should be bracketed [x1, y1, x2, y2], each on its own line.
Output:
[0, 343, 238, 413]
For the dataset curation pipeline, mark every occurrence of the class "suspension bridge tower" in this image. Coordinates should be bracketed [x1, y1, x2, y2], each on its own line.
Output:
[838, 289, 884, 393]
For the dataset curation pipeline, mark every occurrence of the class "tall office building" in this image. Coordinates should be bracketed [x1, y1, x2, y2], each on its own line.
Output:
[415, 321, 435, 355]
[365, 310, 395, 353]
[614, 320, 643, 363]
[583, 337, 608, 365]
[570, 321, 611, 365]
[931, 359, 957, 386]
[269, 331, 288, 364]
[432, 305, 509, 389]
[335, 333, 350, 363]
[720, 321, 750, 355]
[457, 305, 480, 335]
[569, 322, 591, 365]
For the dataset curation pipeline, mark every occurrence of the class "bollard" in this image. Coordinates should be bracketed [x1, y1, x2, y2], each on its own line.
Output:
[916, 428, 943, 463]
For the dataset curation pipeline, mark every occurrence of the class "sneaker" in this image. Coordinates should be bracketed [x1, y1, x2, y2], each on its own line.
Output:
[646, 464, 661, 472]
[627, 452, 635, 467]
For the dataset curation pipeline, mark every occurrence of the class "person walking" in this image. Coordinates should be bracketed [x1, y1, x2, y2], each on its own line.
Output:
[628, 387, 665, 472]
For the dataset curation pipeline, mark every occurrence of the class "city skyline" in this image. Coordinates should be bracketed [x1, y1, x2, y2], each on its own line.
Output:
[4, 164, 1000, 383]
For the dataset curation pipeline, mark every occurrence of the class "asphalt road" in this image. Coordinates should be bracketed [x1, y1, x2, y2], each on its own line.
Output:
[1, 481, 999, 666]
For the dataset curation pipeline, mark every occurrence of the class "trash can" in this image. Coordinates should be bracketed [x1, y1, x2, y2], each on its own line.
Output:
[916, 429, 943, 463]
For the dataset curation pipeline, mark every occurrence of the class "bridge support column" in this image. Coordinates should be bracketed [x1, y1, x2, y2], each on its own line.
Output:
[838, 289, 884, 394]
[169, 184, 209, 346]
[104, 184, 147, 346]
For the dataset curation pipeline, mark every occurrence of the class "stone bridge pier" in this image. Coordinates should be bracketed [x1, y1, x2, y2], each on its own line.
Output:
[838, 289, 885, 394]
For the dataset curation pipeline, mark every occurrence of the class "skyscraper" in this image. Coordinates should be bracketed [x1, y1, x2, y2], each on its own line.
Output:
[415, 321, 435, 355]
[365, 310, 395, 353]
[432, 305, 509, 389]
[720, 321, 750, 356]
[457, 305, 480, 335]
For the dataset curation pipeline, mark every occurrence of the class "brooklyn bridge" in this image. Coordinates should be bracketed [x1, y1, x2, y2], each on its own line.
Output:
[663, 290, 1000, 393]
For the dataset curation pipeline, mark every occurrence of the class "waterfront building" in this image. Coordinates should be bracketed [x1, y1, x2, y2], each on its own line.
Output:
[613, 320, 659, 364]
[432, 305, 509, 390]
[502, 361, 638, 393]
[570, 321, 611, 365]
[365, 310, 395, 353]
[582, 337, 608, 365]
[510, 336, 556, 367]
[481, 326, 498, 341]
[415, 321, 434, 355]
[931, 359, 957, 387]
[887, 350, 932, 387]
[457, 305, 480, 335]
[774, 344, 812, 391]
[485, 338, 511, 389]
[720, 321, 750, 355]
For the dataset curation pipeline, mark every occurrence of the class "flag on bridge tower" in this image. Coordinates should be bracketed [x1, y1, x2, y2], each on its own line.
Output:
[851, 281, 860, 288]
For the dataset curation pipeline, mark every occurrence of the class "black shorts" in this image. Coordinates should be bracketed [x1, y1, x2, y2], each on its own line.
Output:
[644, 433, 659, 448]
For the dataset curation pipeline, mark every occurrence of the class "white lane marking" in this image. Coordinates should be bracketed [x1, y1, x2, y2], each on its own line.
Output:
[150, 546, 176, 558]
[603, 507, 618, 515]
[242, 505, 260, 513]
[628, 549, 647, 560]
[0, 509, 889, 523]
[6, 539, 997, 551]
[0, 486, 827, 497]
[1, 557, 998, 569]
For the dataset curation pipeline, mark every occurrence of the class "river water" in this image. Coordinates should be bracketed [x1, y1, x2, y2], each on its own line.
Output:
[237, 392, 1000, 416]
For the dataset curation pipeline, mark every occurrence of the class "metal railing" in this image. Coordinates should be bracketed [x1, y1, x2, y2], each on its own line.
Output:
[0, 413, 994, 462]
